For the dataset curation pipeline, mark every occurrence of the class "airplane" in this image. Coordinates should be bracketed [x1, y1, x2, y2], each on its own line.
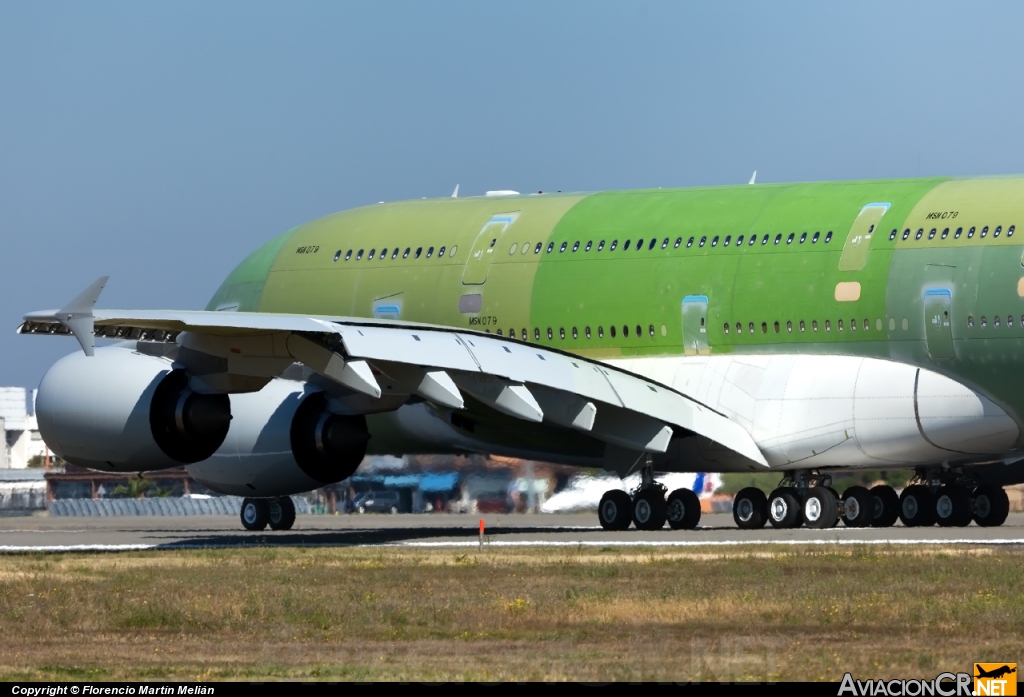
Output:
[975, 665, 1017, 680]
[20, 176, 1024, 532]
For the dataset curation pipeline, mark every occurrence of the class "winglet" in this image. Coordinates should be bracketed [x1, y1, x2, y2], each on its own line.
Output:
[57, 276, 108, 356]
[451, 184, 459, 198]
[748, 170, 757, 185]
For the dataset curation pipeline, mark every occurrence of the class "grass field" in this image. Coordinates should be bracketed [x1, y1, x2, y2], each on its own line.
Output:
[0, 545, 1021, 682]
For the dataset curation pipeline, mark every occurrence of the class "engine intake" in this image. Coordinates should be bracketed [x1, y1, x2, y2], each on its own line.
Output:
[150, 370, 231, 463]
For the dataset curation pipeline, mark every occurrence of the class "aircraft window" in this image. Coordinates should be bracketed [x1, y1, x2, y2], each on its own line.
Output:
[699, 236, 707, 247]
[436, 246, 444, 258]
[967, 316, 974, 328]
[560, 242, 568, 253]
[624, 239, 632, 250]
[825, 320, 831, 332]
[611, 240, 619, 251]
[799, 320, 805, 333]
[610, 326, 616, 338]
[508, 243, 517, 255]
[915, 229, 924, 240]
[661, 238, 669, 249]
[534, 242, 543, 254]
[547, 242, 555, 253]
[812, 320, 818, 332]
[496, 329, 502, 336]
[928, 229, 936, 240]
[724, 323, 730, 334]
[598, 240, 606, 251]
[839, 319, 846, 332]
[508, 327, 514, 337]
[648, 324, 655, 337]
[737, 235, 745, 245]
[598, 326, 604, 338]
[632, 239, 642, 250]
[333, 250, 341, 262]
[345, 250, 353, 261]
[760, 322, 767, 334]
[415, 247, 423, 258]
[711, 236, 719, 247]
[995, 225, 1003, 238]
[734, 322, 741, 333]
[902, 229, 910, 241]
[636, 324, 643, 337]
[585, 241, 592, 252]
[863, 319, 869, 331]
[449, 246, 458, 257]
[572, 241, 579, 252]
[381, 247, 389, 259]
[724, 235, 731, 247]
[981, 226, 989, 238]
[748, 322, 754, 334]
[547, 327, 553, 340]
[646, 238, 655, 250]
[623, 325, 629, 337]
[955, 227, 963, 239]
[981, 316, 987, 328]
[800, 232, 808, 243]
[968, 227, 976, 238]
[520, 243, 528, 255]
[888, 229, 897, 241]
[522, 329, 528, 340]
[761, 235, 769, 245]
[559, 327, 566, 339]
[748, 235, 756, 246]
[773, 321, 780, 333]
[941, 228, 949, 239]
[585, 326, 591, 339]
[368, 249, 376, 260]
[357, 249, 365, 260]
[674, 237, 683, 248]
[686, 237, 694, 248]
[851, 318, 858, 332]
[534, 328, 540, 340]
[490, 239, 497, 248]
[572, 327, 578, 339]
[995, 316, 1001, 328]
[1010, 316, 1015, 327]
[1009, 225, 1016, 237]
[426, 247, 434, 258]
[773, 234, 781, 245]
[402, 248, 410, 258]
[786, 320, 792, 333]
[825, 231, 833, 243]
[786, 233, 794, 245]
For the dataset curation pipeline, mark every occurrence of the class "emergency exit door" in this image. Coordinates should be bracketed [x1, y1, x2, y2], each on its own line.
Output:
[924, 288, 955, 360]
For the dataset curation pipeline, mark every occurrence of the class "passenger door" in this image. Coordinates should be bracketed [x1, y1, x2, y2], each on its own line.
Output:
[839, 202, 890, 272]
[682, 295, 710, 355]
[924, 288, 955, 360]
[462, 213, 519, 285]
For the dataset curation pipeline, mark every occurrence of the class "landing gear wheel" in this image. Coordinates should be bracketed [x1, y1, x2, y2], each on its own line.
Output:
[240, 498, 269, 531]
[733, 487, 768, 530]
[803, 486, 838, 529]
[667, 488, 701, 530]
[869, 485, 900, 528]
[973, 485, 1010, 527]
[767, 489, 801, 529]
[935, 485, 972, 527]
[632, 488, 667, 530]
[899, 485, 935, 527]
[841, 486, 874, 527]
[268, 496, 296, 531]
[598, 490, 632, 531]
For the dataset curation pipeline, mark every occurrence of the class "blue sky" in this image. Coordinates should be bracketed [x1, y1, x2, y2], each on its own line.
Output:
[2, 1, 1024, 387]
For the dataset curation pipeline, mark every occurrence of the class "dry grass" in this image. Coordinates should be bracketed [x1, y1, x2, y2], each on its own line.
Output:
[0, 544, 1020, 681]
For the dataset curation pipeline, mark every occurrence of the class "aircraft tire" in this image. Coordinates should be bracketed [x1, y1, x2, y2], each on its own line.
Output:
[973, 485, 1010, 527]
[598, 490, 633, 531]
[767, 489, 801, 529]
[935, 485, 972, 527]
[733, 487, 768, 530]
[870, 485, 900, 528]
[241, 497, 269, 532]
[667, 488, 701, 530]
[803, 486, 838, 529]
[899, 485, 935, 527]
[268, 496, 296, 531]
[840, 486, 874, 527]
[632, 488, 668, 530]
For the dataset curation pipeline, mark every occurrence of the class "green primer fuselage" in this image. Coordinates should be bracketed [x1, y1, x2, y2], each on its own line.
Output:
[207, 177, 1024, 443]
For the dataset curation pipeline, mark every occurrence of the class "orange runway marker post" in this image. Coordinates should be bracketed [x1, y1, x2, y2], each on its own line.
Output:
[479, 519, 484, 552]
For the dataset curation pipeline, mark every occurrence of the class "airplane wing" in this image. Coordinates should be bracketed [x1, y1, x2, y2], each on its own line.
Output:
[20, 286, 768, 470]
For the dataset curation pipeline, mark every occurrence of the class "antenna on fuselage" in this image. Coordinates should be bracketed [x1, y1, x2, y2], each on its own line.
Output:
[748, 171, 757, 185]
[451, 184, 459, 198]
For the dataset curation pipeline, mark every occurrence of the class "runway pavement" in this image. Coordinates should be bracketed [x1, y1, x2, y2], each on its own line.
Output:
[1, 511, 1024, 551]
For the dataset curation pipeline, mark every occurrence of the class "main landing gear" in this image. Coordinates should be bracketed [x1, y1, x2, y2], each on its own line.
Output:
[897, 471, 1009, 528]
[240, 496, 297, 531]
[597, 461, 702, 531]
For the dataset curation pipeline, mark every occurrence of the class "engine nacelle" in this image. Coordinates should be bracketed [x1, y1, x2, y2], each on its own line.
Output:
[188, 378, 369, 496]
[37, 347, 231, 471]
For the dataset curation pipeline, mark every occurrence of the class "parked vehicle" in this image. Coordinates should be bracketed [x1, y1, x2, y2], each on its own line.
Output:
[353, 490, 400, 514]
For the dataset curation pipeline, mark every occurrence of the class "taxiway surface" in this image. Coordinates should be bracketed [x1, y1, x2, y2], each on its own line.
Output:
[1, 512, 1023, 551]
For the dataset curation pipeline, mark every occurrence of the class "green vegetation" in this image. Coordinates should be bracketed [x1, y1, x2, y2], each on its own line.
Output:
[0, 545, 1018, 681]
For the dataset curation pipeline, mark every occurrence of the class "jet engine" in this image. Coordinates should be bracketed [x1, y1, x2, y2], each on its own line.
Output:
[36, 346, 231, 472]
[187, 378, 369, 496]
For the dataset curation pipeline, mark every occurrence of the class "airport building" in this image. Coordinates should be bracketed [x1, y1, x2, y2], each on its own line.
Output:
[0, 387, 46, 469]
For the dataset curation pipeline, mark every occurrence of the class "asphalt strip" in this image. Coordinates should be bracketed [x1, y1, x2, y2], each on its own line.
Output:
[1, 538, 1024, 553]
